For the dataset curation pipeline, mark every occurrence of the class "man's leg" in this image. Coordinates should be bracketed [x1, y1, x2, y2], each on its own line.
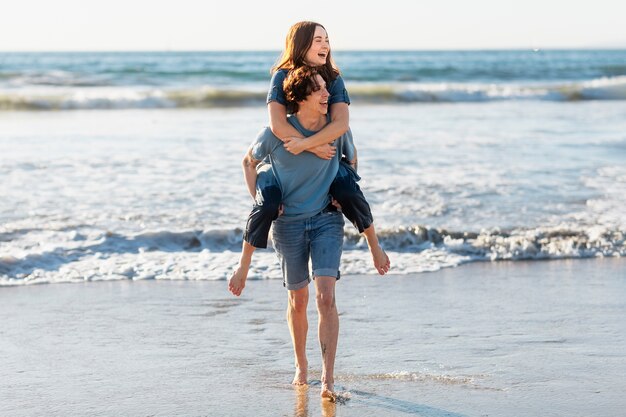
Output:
[315, 276, 339, 399]
[309, 210, 345, 400]
[273, 216, 311, 385]
[287, 286, 309, 385]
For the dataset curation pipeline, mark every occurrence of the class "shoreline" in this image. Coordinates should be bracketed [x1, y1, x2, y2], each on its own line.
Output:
[1, 255, 624, 287]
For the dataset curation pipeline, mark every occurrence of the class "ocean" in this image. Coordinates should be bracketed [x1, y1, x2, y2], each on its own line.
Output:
[1, 50, 625, 285]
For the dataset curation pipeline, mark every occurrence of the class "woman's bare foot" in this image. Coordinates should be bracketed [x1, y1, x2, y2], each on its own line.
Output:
[292, 363, 308, 385]
[370, 244, 390, 275]
[228, 241, 255, 296]
[228, 266, 248, 296]
[320, 381, 336, 401]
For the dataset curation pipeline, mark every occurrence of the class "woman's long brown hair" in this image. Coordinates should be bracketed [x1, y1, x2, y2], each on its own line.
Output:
[271, 21, 339, 82]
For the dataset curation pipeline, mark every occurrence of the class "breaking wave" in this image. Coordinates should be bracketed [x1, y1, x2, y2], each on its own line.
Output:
[2, 76, 626, 110]
[1, 224, 623, 286]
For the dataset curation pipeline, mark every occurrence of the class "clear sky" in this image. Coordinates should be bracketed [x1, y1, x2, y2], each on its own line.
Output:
[3, 0, 625, 51]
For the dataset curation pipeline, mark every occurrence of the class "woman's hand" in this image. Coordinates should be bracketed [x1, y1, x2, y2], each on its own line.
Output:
[283, 137, 308, 155]
[309, 144, 336, 160]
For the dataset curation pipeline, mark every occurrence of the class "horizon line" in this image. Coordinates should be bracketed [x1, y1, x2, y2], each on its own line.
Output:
[2, 46, 626, 54]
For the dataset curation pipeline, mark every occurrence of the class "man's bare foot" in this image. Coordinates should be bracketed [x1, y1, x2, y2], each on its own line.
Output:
[370, 244, 390, 275]
[228, 266, 248, 296]
[292, 364, 308, 385]
[321, 381, 336, 401]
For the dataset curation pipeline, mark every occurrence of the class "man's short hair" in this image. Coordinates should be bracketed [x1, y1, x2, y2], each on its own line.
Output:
[283, 66, 325, 114]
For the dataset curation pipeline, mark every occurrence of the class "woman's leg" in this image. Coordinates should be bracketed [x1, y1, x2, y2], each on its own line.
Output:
[228, 240, 255, 296]
[229, 164, 282, 296]
[329, 161, 371, 233]
[244, 163, 282, 249]
[330, 162, 390, 275]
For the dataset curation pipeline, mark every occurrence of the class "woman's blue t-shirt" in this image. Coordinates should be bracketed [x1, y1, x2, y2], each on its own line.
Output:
[250, 115, 355, 221]
[266, 69, 350, 107]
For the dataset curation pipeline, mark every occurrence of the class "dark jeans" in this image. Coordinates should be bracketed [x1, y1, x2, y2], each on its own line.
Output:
[243, 160, 373, 249]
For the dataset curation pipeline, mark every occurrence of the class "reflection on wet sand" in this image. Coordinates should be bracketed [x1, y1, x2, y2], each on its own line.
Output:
[293, 385, 337, 417]
[321, 398, 336, 417]
[294, 385, 308, 417]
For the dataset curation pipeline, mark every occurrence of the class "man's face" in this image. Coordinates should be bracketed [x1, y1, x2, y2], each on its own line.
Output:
[300, 74, 329, 115]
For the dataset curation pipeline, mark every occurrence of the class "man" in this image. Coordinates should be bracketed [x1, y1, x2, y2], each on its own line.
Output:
[231, 66, 354, 400]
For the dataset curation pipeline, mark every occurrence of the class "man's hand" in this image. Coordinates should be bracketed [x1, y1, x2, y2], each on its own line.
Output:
[350, 156, 358, 172]
[309, 144, 336, 160]
[331, 198, 342, 211]
[242, 150, 260, 200]
[283, 137, 307, 155]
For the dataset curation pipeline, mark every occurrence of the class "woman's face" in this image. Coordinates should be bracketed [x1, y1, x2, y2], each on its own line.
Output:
[304, 25, 330, 67]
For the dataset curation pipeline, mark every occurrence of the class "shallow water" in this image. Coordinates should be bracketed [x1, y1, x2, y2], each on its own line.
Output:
[2, 102, 625, 285]
[2, 258, 624, 416]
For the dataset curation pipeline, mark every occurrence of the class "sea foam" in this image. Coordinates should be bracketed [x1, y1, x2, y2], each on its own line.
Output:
[2, 76, 626, 111]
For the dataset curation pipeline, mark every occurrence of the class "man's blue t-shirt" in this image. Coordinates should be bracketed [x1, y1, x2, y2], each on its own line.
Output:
[250, 115, 355, 221]
[266, 69, 351, 107]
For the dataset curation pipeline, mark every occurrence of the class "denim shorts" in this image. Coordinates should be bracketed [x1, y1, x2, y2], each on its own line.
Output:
[271, 209, 345, 290]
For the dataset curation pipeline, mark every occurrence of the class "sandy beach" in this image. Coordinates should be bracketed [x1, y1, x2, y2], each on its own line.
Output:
[2, 257, 624, 417]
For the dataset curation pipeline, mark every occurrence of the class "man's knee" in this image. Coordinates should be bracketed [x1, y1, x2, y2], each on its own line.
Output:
[315, 286, 335, 311]
[288, 290, 308, 313]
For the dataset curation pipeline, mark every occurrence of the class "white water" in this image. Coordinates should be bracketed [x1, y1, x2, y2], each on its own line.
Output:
[1, 102, 625, 285]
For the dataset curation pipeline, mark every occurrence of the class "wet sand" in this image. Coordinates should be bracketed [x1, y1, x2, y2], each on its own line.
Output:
[1, 258, 625, 416]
